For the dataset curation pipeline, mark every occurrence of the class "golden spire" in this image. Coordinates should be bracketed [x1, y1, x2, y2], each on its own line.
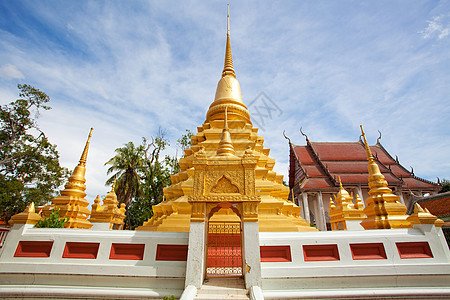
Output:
[43, 128, 94, 229]
[70, 128, 93, 182]
[217, 107, 236, 156]
[206, 5, 251, 124]
[80, 128, 93, 165]
[359, 125, 411, 230]
[222, 5, 235, 78]
[360, 125, 391, 195]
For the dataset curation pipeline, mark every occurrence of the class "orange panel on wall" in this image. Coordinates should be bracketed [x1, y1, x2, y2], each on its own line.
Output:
[62, 242, 100, 259]
[156, 244, 188, 261]
[14, 241, 53, 257]
[350, 243, 387, 260]
[396, 242, 433, 259]
[303, 244, 340, 261]
[260, 245, 292, 262]
[109, 243, 145, 260]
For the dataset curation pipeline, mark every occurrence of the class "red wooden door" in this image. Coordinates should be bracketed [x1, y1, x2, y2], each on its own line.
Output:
[206, 222, 242, 277]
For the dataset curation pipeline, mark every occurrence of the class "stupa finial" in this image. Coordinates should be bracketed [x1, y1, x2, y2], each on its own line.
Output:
[79, 128, 93, 166]
[360, 125, 373, 162]
[206, 5, 251, 124]
[222, 4, 235, 78]
[216, 107, 236, 156]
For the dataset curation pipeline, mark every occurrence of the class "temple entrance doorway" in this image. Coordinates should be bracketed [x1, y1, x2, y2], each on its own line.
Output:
[205, 202, 243, 278]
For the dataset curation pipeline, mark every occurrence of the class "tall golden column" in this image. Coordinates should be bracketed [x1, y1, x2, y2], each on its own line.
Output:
[359, 126, 411, 229]
[44, 128, 94, 229]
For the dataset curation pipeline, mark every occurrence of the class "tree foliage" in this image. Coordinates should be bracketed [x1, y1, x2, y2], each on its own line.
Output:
[35, 208, 68, 228]
[106, 129, 193, 229]
[0, 84, 68, 222]
[439, 179, 450, 193]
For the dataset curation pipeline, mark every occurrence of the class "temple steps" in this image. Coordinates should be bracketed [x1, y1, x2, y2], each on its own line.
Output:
[195, 278, 249, 300]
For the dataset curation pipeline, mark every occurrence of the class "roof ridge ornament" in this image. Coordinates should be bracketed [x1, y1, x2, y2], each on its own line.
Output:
[377, 130, 382, 144]
[300, 127, 310, 143]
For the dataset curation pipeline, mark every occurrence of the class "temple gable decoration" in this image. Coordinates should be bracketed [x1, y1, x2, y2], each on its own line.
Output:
[211, 176, 239, 194]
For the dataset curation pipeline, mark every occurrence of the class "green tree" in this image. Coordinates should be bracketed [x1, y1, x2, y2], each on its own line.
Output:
[439, 179, 450, 193]
[108, 129, 193, 229]
[0, 84, 68, 223]
[35, 208, 68, 228]
[105, 141, 144, 227]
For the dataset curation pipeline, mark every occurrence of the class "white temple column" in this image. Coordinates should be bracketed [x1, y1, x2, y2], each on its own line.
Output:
[185, 221, 206, 288]
[243, 221, 262, 289]
[317, 191, 327, 231]
[302, 192, 310, 223]
[356, 185, 365, 207]
[397, 188, 405, 205]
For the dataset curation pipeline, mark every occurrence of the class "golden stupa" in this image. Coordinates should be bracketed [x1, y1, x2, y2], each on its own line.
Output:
[359, 126, 412, 229]
[42, 128, 94, 229]
[136, 9, 314, 232]
[329, 177, 365, 230]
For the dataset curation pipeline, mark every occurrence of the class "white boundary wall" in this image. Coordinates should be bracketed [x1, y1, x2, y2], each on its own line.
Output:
[260, 225, 450, 299]
[0, 224, 189, 299]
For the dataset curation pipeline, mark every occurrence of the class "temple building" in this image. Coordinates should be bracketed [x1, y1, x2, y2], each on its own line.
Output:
[288, 133, 440, 231]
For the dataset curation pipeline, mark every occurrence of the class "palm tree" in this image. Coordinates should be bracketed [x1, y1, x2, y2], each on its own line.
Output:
[105, 141, 144, 228]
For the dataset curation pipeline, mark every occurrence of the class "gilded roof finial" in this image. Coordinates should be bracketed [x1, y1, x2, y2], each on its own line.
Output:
[360, 125, 373, 162]
[216, 107, 236, 156]
[222, 4, 235, 78]
[80, 128, 93, 166]
[111, 179, 116, 192]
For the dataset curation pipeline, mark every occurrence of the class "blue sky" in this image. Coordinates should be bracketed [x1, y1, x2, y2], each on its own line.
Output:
[0, 1, 449, 200]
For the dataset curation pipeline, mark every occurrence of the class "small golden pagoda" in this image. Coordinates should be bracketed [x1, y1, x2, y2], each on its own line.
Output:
[89, 181, 126, 229]
[359, 126, 412, 229]
[407, 203, 444, 227]
[329, 177, 365, 230]
[42, 128, 93, 229]
[136, 10, 314, 232]
[9, 202, 41, 226]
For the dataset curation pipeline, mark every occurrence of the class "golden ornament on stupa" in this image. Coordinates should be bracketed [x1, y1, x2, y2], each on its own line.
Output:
[329, 177, 365, 230]
[89, 180, 126, 229]
[8, 202, 41, 226]
[136, 8, 314, 232]
[359, 125, 412, 229]
[42, 128, 94, 229]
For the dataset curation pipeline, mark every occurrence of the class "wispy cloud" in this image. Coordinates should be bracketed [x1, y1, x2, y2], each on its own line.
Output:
[0, 1, 449, 200]
[0, 64, 24, 79]
[420, 15, 450, 40]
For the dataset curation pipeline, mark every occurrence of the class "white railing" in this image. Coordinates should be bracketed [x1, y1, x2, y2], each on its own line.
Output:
[0, 228, 9, 249]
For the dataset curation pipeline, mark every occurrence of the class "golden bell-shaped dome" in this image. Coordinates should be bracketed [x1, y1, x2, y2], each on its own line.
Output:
[205, 7, 251, 124]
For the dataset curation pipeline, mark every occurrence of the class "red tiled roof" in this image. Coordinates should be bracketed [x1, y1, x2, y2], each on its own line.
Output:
[418, 195, 450, 217]
[309, 143, 367, 161]
[291, 141, 438, 191]
[302, 178, 335, 189]
[293, 146, 316, 165]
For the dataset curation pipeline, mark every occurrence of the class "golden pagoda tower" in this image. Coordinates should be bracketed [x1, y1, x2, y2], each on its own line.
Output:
[90, 180, 127, 229]
[42, 128, 94, 229]
[359, 125, 412, 229]
[136, 9, 314, 232]
[329, 177, 365, 230]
